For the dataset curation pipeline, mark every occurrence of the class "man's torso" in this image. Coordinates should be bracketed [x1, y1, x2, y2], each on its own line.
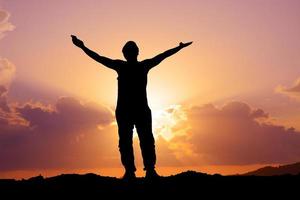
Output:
[115, 61, 150, 111]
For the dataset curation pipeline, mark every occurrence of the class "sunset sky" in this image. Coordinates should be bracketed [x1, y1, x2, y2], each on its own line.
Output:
[1, 0, 300, 178]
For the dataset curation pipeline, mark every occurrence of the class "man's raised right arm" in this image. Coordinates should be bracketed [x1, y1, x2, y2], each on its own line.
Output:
[71, 35, 120, 71]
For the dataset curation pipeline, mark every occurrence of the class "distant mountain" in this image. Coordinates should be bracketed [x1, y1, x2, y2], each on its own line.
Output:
[244, 162, 300, 176]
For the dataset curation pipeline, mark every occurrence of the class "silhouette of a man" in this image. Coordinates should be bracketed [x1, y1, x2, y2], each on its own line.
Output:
[71, 35, 192, 180]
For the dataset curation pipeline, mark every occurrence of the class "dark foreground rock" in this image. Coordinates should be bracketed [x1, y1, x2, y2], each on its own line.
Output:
[0, 171, 299, 198]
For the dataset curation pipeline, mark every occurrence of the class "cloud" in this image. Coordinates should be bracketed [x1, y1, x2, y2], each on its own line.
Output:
[0, 96, 118, 170]
[0, 9, 16, 88]
[0, 9, 16, 113]
[0, 9, 16, 86]
[276, 78, 300, 100]
[17, 97, 113, 131]
[0, 58, 15, 113]
[0, 85, 10, 112]
[2, 94, 300, 170]
[0, 9, 15, 39]
[169, 101, 300, 165]
[284, 80, 300, 93]
[0, 58, 15, 86]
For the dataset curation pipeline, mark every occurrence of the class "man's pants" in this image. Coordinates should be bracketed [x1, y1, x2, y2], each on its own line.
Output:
[116, 107, 156, 172]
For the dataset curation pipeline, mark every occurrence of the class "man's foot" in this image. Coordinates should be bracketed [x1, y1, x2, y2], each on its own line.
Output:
[122, 171, 136, 181]
[145, 169, 160, 181]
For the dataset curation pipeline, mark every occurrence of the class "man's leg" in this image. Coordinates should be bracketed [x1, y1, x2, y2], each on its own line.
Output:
[135, 108, 156, 171]
[116, 111, 136, 174]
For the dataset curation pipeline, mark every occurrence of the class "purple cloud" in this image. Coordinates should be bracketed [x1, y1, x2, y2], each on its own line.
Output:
[171, 101, 300, 165]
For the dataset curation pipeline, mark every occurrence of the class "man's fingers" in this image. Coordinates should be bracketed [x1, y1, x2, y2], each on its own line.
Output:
[180, 41, 193, 47]
[185, 42, 193, 46]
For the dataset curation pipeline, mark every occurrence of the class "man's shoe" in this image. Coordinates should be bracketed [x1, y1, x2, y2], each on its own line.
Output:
[122, 171, 136, 181]
[145, 169, 160, 180]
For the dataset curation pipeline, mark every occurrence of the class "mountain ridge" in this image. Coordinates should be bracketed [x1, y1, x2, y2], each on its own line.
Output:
[243, 162, 300, 176]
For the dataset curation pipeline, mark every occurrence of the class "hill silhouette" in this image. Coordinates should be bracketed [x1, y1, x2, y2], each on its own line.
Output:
[0, 170, 299, 198]
[243, 162, 300, 176]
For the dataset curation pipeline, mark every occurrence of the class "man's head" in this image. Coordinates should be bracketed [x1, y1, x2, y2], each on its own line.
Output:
[122, 41, 139, 62]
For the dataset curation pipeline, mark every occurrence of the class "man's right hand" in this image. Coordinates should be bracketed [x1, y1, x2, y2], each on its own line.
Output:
[71, 35, 84, 48]
[179, 41, 193, 49]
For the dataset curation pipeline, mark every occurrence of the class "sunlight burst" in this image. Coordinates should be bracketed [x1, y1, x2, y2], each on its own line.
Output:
[151, 104, 187, 141]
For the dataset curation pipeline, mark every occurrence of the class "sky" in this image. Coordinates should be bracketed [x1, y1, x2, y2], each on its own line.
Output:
[1, 0, 300, 178]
